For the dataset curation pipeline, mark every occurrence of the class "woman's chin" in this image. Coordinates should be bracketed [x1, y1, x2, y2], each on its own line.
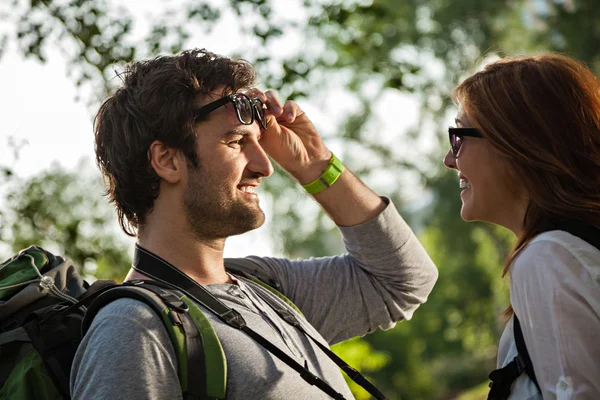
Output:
[460, 209, 475, 221]
[460, 200, 475, 221]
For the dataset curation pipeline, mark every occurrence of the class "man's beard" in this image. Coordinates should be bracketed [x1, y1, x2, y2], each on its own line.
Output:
[183, 166, 265, 240]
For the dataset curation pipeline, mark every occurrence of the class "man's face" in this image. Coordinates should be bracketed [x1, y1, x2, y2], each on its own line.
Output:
[183, 91, 274, 240]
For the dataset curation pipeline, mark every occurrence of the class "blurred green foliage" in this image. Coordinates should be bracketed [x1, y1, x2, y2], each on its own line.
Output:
[2, 0, 599, 398]
[0, 161, 130, 280]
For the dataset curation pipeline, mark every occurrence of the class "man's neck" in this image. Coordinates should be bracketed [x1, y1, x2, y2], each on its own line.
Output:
[134, 226, 233, 285]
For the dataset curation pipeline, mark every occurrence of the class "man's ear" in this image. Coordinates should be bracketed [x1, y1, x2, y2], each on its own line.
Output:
[148, 140, 186, 183]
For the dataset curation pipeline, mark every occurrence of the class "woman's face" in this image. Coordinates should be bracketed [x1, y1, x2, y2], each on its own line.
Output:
[443, 109, 528, 234]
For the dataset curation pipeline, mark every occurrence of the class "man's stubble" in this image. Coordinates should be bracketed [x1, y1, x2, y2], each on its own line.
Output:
[183, 164, 265, 240]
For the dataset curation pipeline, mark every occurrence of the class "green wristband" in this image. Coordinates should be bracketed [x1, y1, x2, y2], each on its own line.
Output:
[301, 153, 345, 195]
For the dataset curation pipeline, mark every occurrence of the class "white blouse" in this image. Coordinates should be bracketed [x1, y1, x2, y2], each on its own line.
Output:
[497, 230, 600, 399]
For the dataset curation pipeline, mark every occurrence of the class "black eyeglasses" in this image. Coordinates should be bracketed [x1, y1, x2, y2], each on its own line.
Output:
[194, 93, 267, 129]
[448, 127, 483, 158]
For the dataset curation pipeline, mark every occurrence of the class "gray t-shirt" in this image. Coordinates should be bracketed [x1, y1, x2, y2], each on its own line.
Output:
[70, 199, 438, 399]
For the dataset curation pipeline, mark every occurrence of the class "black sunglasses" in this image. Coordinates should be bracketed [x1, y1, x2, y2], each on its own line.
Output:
[194, 93, 267, 129]
[448, 127, 483, 158]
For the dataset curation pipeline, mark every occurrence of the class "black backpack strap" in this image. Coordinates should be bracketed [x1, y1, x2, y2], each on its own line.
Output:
[82, 282, 219, 400]
[247, 282, 388, 400]
[487, 354, 526, 400]
[487, 316, 542, 400]
[487, 316, 541, 400]
[513, 316, 541, 393]
[224, 263, 379, 397]
[488, 218, 600, 399]
[133, 245, 387, 400]
[537, 218, 600, 250]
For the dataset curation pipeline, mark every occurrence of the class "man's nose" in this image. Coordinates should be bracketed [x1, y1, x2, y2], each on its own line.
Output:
[247, 142, 274, 178]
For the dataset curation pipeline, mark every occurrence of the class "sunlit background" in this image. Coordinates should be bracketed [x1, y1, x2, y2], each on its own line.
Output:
[0, 0, 595, 398]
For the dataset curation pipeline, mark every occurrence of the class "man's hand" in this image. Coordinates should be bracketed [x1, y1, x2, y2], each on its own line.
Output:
[247, 88, 385, 226]
[246, 88, 331, 184]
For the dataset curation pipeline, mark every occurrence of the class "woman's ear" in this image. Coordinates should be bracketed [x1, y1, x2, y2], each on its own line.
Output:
[148, 140, 186, 184]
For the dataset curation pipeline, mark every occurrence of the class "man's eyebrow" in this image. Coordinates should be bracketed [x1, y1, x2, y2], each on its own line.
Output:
[223, 127, 249, 137]
[222, 127, 262, 141]
[454, 117, 462, 126]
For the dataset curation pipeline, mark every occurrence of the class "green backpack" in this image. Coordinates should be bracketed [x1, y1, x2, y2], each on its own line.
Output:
[1, 246, 385, 400]
[0, 246, 232, 400]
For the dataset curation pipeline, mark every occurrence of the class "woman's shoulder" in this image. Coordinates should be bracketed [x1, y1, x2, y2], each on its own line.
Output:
[513, 230, 600, 282]
[510, 230, 600, 313]
[509, 231, 600, 399]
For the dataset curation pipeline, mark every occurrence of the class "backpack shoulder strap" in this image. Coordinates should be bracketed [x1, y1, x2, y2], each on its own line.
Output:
[82, 281, 226, 400]
[224, 258, 304, 317]
[487, 316, 541, 399]
[487, 321, 526, 400]
[513, 316, 541, 392]
[488, 219, 600, 399]
[135, 246, 387, 400]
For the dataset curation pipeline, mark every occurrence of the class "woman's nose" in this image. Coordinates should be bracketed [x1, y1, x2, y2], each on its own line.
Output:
[443, 149, 457, 170]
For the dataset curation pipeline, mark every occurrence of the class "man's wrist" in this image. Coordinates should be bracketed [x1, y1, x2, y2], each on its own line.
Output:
[288, 150, 331, 184]
[301, 153, 345, 195]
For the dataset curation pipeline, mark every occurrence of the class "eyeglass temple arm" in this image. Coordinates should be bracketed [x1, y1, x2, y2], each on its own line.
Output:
[448, 127, 482, 138]
[194, 96, 232, 121]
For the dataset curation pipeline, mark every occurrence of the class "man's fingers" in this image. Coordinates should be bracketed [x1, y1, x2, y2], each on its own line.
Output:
[282, 100, 301, 122]
[245, 89, 306, 127]
[245, 88, 266, 102]
[264, 90, 283, 116]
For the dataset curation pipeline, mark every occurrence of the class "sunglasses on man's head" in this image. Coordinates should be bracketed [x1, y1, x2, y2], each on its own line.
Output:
[448, 127, 483, 158]
[194, 93, 267, 129]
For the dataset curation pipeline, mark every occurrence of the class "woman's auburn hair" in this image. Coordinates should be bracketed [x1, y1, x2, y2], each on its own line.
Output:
[453, 52, 600, 276]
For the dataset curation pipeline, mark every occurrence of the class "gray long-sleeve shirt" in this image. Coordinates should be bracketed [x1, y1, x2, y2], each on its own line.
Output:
[70, 199, 438, 399]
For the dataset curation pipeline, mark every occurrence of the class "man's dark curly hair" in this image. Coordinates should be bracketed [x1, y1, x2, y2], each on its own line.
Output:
[94, 48, 257, 236]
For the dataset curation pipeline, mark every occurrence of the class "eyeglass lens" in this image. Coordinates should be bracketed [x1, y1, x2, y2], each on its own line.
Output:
[232, 94, 267, 129]
[252, 99, 266, 129]
[451, 134, 462, 157]
[232, 95, 253, 124]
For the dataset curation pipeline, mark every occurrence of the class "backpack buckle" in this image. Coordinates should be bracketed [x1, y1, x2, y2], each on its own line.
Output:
[220, 309, 245, 329]
[168, 310, 183, 326]
[162, 294, 189, 313]
[39, 275, 55, 293]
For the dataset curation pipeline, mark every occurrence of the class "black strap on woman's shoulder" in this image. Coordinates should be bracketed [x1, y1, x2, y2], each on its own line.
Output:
[487, 316, 537, 400]
[132, 245, 387, 400]
[488, 218, 600, 399]
[536, 218, 600, 249]
[513, 316, 540, 392]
